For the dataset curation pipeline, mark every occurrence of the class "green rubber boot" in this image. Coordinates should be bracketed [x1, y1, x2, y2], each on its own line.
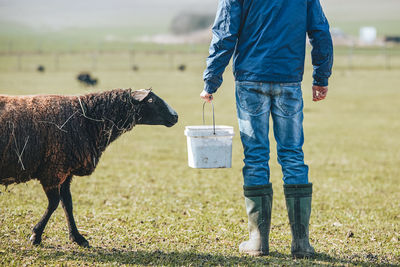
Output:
[239, 184, 273, 256]
[284, 183, 315, 259]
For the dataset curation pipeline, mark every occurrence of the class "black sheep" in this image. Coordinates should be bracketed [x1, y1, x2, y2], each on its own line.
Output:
[0, 88, 178, 247]
[178, 64, 186, 72]
[77, 72, 98, 86]
[37, 65, 45, 72]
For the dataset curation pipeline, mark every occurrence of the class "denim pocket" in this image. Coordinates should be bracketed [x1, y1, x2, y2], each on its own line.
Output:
[236, 82, 264, 115]
[277, 83, 303, 116]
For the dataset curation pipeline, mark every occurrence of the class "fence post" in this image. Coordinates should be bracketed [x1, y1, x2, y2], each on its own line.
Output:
[17, 53, 22, 71]
[36, 40, 43, 54]
[8, 40, 13, 54]
[129, 49, 135, 69]
[384, 44, 391, 70]
[92, 52, 98, 71]
[348, 44, 354, 70]
[54, 53, 60, 71]
[169, 52, 174, 70]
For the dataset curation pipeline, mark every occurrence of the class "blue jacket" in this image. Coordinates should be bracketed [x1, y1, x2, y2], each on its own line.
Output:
[204, 0, 333, 94]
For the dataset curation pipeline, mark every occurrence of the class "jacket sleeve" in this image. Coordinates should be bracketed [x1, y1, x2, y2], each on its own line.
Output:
[203, 0, 242, 94]
[307, 0, 333, 87]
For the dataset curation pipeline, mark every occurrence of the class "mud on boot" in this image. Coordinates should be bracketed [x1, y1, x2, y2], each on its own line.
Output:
[239, 183, 273, 256]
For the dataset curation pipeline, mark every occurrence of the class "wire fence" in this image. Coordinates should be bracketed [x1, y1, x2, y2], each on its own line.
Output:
[0, 51, 206, 72]
[1, 45, 400, 73]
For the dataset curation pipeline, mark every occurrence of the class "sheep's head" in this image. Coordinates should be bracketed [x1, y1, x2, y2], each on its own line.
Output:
[132, 89, 178, 127]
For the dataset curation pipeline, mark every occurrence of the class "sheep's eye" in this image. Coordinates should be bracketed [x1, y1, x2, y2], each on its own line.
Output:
[148, 98, 153, 103]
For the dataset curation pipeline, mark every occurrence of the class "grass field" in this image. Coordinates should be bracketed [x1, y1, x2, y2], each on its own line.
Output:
[0, 47, 400, 266]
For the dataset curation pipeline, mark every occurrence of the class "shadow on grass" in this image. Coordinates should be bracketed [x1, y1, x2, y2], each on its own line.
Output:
[24, 247, 396, 266]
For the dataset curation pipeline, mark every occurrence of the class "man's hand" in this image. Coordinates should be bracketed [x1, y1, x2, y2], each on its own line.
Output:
[200, 90, 213, 103]
[312, 85, 328, 102]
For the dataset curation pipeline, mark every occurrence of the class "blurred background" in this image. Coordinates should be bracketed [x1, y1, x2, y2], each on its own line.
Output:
[1, 1, 400, 265]
[0, 0, 399, 60]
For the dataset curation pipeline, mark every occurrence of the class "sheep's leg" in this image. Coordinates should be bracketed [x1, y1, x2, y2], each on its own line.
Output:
[60, 176, 89, 247]
[30, 186, 60, 245]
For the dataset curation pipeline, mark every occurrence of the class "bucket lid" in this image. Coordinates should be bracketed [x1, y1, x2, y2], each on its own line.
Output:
[184, 125, 234, 137]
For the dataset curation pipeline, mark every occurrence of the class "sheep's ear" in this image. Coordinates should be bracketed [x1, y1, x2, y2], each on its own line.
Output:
[132, 89, 151, 102]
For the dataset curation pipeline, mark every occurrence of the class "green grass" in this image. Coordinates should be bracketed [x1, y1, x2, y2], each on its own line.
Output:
[0, 48, 400, 266]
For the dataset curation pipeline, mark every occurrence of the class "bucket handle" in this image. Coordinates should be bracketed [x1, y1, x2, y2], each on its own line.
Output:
[203, 101, 216, 135]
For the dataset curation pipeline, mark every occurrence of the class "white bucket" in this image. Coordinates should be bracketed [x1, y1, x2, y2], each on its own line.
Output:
[185, 124, 234, 169]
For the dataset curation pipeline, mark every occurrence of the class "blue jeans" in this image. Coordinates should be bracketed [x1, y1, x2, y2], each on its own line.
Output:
[235, 81, 309, 186]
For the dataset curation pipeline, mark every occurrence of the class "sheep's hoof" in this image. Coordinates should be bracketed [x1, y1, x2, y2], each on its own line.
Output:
[30, 233, 41, 246]
[70, 234, 90, 248]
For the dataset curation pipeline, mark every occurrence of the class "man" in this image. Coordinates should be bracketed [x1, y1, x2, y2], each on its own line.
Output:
[201, 0, 333, 258]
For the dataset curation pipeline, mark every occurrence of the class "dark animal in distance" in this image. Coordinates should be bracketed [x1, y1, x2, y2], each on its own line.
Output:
[37, 65, 45, 72]
[385, 36, 400, 43]
[0, 88, 178, 247]
[77, 72, 98, 86]
[178, 64, 186, 72]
